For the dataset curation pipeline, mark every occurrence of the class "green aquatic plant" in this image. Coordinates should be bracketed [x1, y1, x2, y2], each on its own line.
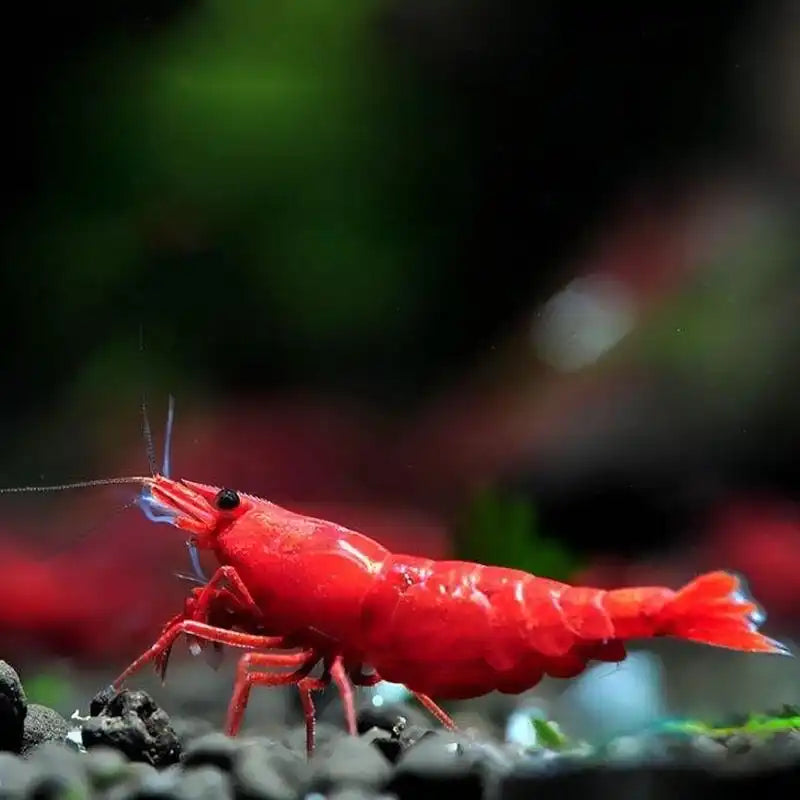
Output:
[455, 486, 582, 581]
[657, 707, 800, 738]
[532, 718, 570, 750]
[23, 672, 71, 710]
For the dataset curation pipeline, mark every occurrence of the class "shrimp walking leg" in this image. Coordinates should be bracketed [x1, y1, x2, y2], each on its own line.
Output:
[329, 656, 358, 737]
[113, 620, 291, 688]
[225, 651, 320, 740]
[414, 693, 456, 730]
[296, 676, 329, 755]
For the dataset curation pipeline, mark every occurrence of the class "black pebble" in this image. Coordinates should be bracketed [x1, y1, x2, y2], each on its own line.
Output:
[389, 733, 484, 800]
[0, 660, 27, 753]
[82, 688, 181, 768]
[361, 726, 403, 763]
[310, 732, 393, 791]
[397, 725, 434, 751]
[233, 738, 311, 800]
[20, 704, 69, 754]
[90, 684, 118, 716]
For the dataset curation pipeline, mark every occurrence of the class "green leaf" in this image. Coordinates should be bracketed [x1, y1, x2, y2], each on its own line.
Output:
[533, 718, 569, 749]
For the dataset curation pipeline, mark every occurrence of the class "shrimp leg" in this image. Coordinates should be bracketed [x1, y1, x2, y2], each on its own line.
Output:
[225, 650, 321, 739]
[347, 666, 455, 729]
[113, 620, 292, 688]
[414, 693, 456, 729]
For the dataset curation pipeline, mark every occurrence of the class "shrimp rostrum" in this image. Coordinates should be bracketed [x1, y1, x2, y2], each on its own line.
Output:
[111, 473, 790, 754]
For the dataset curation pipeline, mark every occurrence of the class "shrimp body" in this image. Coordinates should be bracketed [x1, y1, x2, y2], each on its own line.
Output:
[119, 474, 789, 752]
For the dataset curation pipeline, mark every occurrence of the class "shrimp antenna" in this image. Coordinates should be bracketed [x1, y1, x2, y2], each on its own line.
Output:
[0, 476, 151, 494]
[139, 325, 158, 477]
[163, 394, 175, 478]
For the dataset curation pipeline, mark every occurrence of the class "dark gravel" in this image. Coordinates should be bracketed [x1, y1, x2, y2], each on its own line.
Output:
[82, 686, 182, 767]
[0, 659, 799, 799]
[0, 660, 27, 752]
[20, 704, 69, 755]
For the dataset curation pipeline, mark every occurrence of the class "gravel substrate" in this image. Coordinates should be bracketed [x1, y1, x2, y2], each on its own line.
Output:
[1, 659, 800, 799]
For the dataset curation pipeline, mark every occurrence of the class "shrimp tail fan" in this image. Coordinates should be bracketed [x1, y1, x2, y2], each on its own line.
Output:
[659, 571, 792, 655]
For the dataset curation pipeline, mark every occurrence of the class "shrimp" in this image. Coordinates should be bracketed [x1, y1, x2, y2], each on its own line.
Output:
[1, 402, 790, 755]
[105, 471, 791, 754]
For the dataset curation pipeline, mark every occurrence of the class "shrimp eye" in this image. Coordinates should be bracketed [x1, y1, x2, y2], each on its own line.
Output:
[215, 488, 240, 511]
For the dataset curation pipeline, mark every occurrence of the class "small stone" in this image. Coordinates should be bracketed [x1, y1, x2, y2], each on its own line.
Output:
[90, 684, 119, 716]
[22, 740, 90, 799]
[310, 733, 392, 790]
[769, 729, 800, 756]
[397, 724, 433, 752]
[179, 764, 233, 800]
[233, 738, 311, 800]
[725, 733, 755, 755]
[689, 735, 728, 762]
[0, 660, 27, 752]
[86, 745, 130, 789]
[20, 705, 70, 754]
[390, 732, 485, 800]
[181, 732, 238, 771]
[360, 726, 402, 763]
[83, 688, 181, 767]
[281, 721, 341, 754]
[0, 751, 33, 794]
[128, 765, 181, 798]
[328, 790, 396, 800]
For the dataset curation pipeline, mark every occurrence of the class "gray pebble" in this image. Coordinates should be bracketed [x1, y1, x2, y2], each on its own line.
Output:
[181, 732, 238, 771]
[233, 738, 311, 800]
[769, 729, 800, 756]
[689, 735, 728, 762]
[390, 733, 484, 800]
[394, 732, 482, 777]
[85, 745, 130, 789]
[725, 734, 756, 756]
[126, 766, 181, 799]
[126, 761, 160, 783]
[310, 733, 392, 790]
[19, 740, 90, 800]
[0, 751, 33, 794]
[328, 790, 398, 800]
[281, 721, 342, 754]
[178, 765, 232, 800]
[0, 661, 26, 753]
[20, 705, 69, 755]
